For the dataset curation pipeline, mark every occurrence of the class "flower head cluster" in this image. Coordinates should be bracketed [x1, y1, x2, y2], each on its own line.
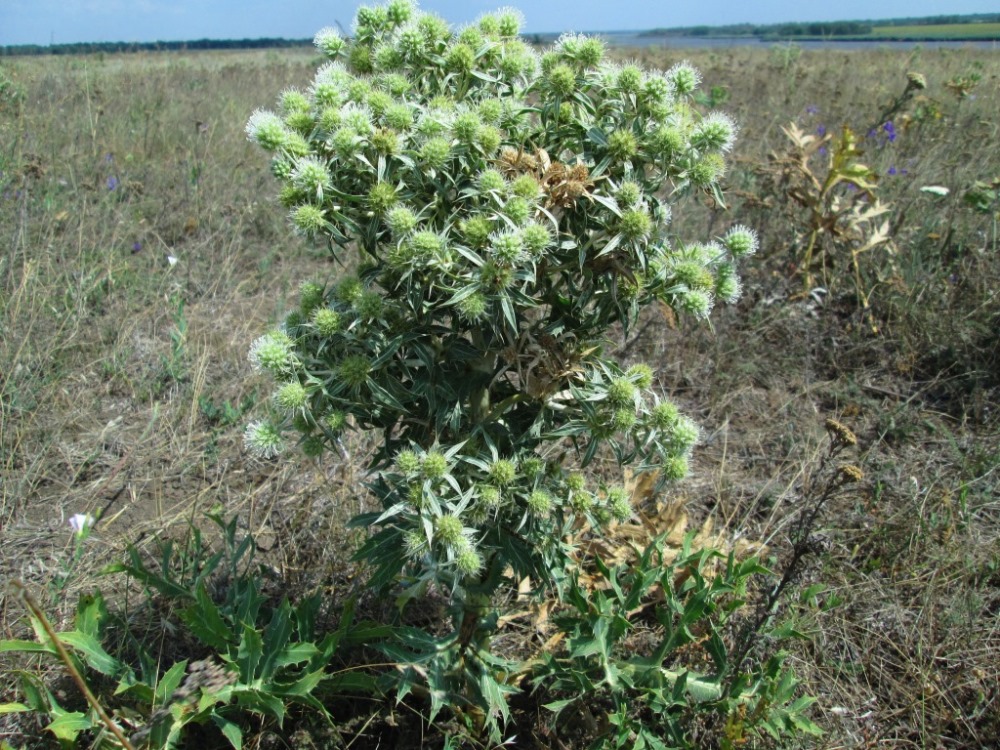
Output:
[244, 0, 751, 605]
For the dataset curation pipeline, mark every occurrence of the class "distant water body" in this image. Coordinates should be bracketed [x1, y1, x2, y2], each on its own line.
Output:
[596, 32, 999, 50]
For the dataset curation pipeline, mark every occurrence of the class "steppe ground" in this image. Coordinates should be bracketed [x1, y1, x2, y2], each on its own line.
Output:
[1, 43, 998, 748]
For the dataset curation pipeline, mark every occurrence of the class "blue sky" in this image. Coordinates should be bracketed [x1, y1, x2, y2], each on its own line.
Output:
[2, 0, 999, 46]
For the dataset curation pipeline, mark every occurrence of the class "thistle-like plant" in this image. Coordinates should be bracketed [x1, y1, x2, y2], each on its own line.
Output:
[245, 0, 754, 733]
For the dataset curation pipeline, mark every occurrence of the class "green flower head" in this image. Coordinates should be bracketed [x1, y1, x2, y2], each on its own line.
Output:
[299, 281, 324, 314]
[385, 205, 418, 237]
[354, 290, 385, 320]
[419, 137, 451, 169]
[478, 168, 507, 194]
[249, 330, 296, 374]
[338, 354, 372, 388]
[615, 63, 643, 95]
[690, 153, 727, 186]
[566, 472, 586, 492]
[371, 127, 400, 155]
[527, 489, 553, 516]
[395, 449, 421, 474]
[301, 435, 325, 457]
[434, 514, 465, 545]
[246, 110, 289, 151]
[662, 453, 690, 481]
[313, 27, 346, 57]
[456, 291, 489, 322]
[312, 307, 342, 335]
[461, 216, 493, 247]
[291, 204, 326, 235]
[455, 546, 484, 576]
[649, 401, 679, 430]
[668, 61, 701, 95]
[325, 410, 347, 433]
[335, 276, 363, 305]
[546, 63, 577, 98]
[669, 415, 700, 453]
[476, 125, 502, 155]
[679, 288, 714, 318]
[608, 129, 638, 161]
[380, 103, 411, 131]
[610, 407, 637, 432]
[619, 208, 652, 241]
[521, 223, 551, 257]
[452, 111, 481, 145]
[280, 88, 310, 115]
[607, 377, 637, 406]
[367, 182, 398, 214]
[479, 261, 515, 291]
[692, 112, 739, 153]
[446, 42, 476, 74]
[292, 157, 332, 199]
[627, 363, 654, 389]
[715, 262, 742, 303]
[244, 420, 283, 459]
[421, 450, 449, 479]
[606, 487, 631, 521]
[488, 458, 517, 486]
[723, 225, 759, 257]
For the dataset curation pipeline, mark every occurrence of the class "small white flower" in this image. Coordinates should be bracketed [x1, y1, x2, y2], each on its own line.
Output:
[69, 513, 95, 536]
[167, 254, 178, 267]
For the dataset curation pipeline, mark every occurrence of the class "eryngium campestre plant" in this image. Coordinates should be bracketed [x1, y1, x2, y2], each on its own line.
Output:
[246, 0, 753, 642]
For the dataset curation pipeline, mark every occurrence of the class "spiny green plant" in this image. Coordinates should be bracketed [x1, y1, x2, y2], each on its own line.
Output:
[533, 539, 823, 749]
[1, 512, 384, 749]
[242, 0, 767, 740]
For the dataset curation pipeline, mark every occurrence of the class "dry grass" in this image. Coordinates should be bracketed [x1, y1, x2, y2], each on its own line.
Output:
[1, 43, 998, 748]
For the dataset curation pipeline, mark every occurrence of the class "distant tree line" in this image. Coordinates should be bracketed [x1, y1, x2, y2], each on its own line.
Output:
[0, 38, 312, 57]
[643, 21, 870, 38]
[643, 13, 1000, 39]
[762, 21, 873, 37]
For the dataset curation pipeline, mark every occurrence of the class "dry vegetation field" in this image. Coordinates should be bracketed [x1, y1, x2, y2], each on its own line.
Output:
[1, 42, 998, 748]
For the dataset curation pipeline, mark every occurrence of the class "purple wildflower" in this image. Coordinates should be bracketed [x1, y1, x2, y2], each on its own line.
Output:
[818, 146, 828, 157]
[805, 105, 819, 115]
[132, 241, 142, 253]
[882, 121, 896, 142]
[816, 124, 827, 137]
[106, 176, 119, 191]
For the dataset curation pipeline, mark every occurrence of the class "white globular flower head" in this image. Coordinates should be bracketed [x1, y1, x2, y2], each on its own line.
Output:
[249, 330, 297, 374]
[680, 288, 715, 319]
[493, 7, 525, 38]
[246, 109, 289, 151]
[311, 62, 350, 108]
[667, 60, 701, 96]
[394, 22, 426, 61]
[386, 0, 417, 26]
[489, 229, 526, 266]
[340, 102, 374, 135]
[692, 112, 739, 152]
[723, 225, 759, 258]
[642, 72, 673, 106]
[669, 415, 701, 454]
[554, 33, 604, 68]
[291, 156, 332, 199]
[314, 27, 346, 57]
[715, 262, 743, 303]
[244, 420, 283, 459]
